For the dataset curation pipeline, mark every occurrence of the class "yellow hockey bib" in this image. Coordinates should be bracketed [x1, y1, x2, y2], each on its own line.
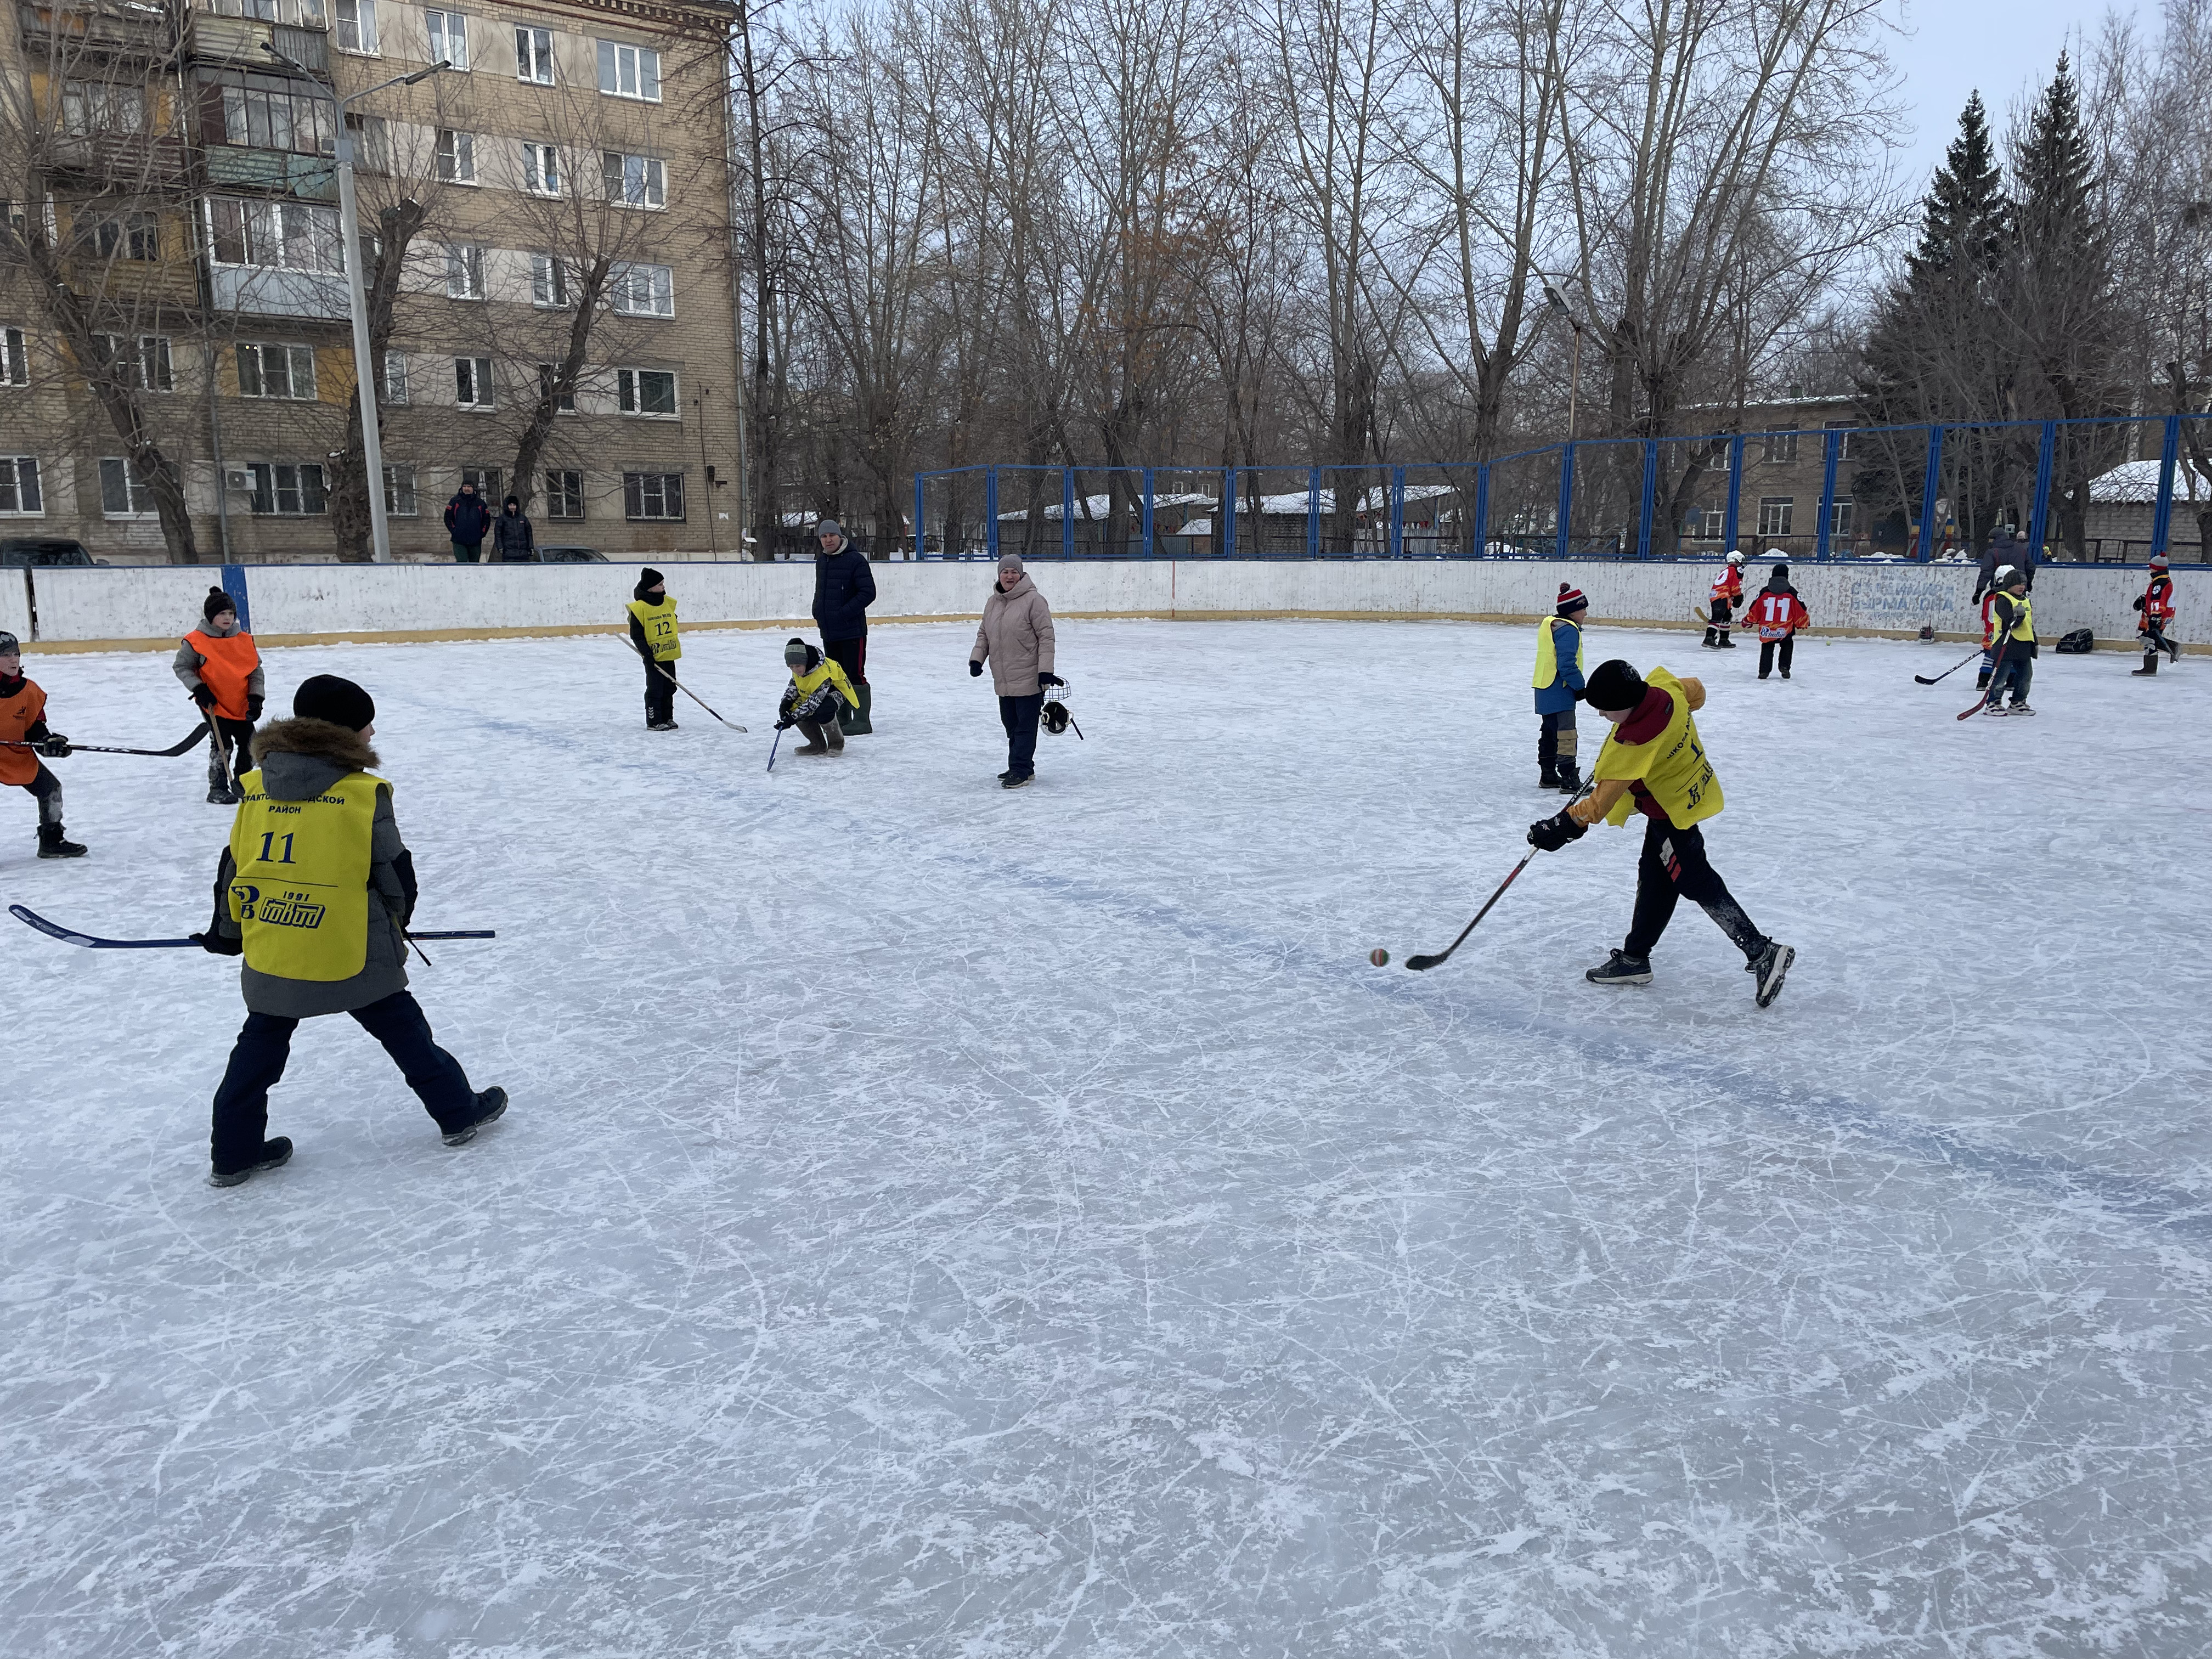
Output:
[627, 596, 682, 661]
[1592, 667, 1723, 828]
[227, 768, 381, 981]
[1532, 615, 1584, 688]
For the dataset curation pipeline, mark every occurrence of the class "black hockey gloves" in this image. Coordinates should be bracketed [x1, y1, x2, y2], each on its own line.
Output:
[36, 733, 69, 758]
[190, 930, 242, 956]
[969, 659, 984, 676]
[1526, 810, 1589, 853]
[247, 693, 264, 719]
[1037, 673, 1063, 687]
[190, 684, 217, 708]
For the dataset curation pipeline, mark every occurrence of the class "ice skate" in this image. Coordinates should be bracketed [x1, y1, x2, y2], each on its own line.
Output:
[207, 783, 239, 805]
[1746, 939, 1795, 1008]
[442, 1088, 509, 1147]
[208, 1136, 292, 1188]
[1584, 949, 1652, 987]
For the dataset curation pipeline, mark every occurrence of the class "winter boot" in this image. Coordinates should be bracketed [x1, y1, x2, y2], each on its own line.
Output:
[1974, 670, 1992, 690]
[793, 723, 830, 755]
[1716, 632, 1737, 648]
[208, 1136, 293, 1189]
[1746, 939, 1795, 1009]
[1555, 760, 1582, 795]
[2132, 652, 2158, 676]
[442, 1088, 509, 1147]
[207, 782, 239, 804]
[1702, 627, 1718, 648]
[1584, 949, 1653, 987]
[840, 682, 874, 736]
[37, 822, 86, 859]
[1001, 772, 1033, 789]
[1538, 758, 1560, 791]
[826, 720, 845, 754]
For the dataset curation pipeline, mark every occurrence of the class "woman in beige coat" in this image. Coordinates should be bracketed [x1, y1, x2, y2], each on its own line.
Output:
[968, 553, 1060, 788]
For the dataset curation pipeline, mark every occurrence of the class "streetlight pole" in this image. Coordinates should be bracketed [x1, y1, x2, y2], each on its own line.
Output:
[1542, 279, 1585, 443]
[264, 47, 448, 563]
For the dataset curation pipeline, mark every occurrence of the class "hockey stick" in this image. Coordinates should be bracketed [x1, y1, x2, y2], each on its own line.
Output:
[1957, 624, 2014, 719]
[765, 726, 784, 772]
[629, 643, 749, 732]
[1404, 781, 1596, 972]
[202, 708, 238, 791]
[9, 904, 493, 950]
[0, 726, 210, 759]
[1913, 646, 1984, 686]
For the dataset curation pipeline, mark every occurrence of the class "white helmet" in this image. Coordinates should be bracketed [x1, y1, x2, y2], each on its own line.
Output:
[1725, 549, 1744, 564]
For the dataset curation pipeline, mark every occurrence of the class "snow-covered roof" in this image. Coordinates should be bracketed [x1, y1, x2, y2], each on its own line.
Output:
[998, 492, 1216, 522]
[2090, 459, 2209, 504]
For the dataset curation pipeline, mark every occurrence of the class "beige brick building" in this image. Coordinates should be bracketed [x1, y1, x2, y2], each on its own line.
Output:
[1, 0, 741, 562]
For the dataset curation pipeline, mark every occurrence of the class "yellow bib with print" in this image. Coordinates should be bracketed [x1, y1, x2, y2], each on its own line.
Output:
[227, 768, 381, 981]
[627, 596, 682, 662]
[1590, 667, 1723, 828]
[1532, 615, 1584, 688]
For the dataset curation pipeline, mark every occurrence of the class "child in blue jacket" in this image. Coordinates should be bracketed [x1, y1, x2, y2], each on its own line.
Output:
[1533, 583, 1588, 793]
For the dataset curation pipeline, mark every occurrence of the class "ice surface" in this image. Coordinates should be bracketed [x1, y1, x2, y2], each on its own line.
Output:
[1, 619, 2206, 1657]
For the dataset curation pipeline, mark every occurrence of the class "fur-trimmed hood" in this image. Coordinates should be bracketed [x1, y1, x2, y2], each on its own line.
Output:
[249, 718, 381, 800]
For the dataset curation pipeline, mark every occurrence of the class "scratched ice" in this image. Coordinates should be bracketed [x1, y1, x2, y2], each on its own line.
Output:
[1, 620, 2205, 1657]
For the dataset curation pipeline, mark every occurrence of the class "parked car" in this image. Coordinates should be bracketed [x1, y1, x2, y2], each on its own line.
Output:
[0, 537, 106, 567]
[529, 545, 607, 563]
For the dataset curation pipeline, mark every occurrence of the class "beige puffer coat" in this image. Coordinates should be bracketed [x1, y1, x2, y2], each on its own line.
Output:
[970, 574, 1057, 696]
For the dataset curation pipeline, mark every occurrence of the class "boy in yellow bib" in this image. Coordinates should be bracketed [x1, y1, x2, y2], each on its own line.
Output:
[191, 674, 507, 1187]
[1527, 659, 1795, 1007]
[627, 568, 682, 730]
[776, 637, 860, 755]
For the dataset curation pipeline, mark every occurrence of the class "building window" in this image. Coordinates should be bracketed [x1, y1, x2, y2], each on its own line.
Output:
[98, 458, 157, 518]
[455, 355, 494, 408]
[610, 262, 673, 317]
[521, 141, 560, 195]
[1, 326, 25, 386]
[537, 363, 575, 413]
[383, 464, 417, 515]
[461, 466, 501, 498]
[596, 40, 660, 100]
[1757, 496, 1794, 537]
[219, 85, 335, 156]
[89, 212, 159, 261]
[425, 8, 469, 69]
[209, 198, 342, 272]
[624, 471, 683, 520]
[343, 112, 391, 172]
[1694, 506, 1724, 540]
[381, 349, 408, 404]
[436, 128, 476, 183]
[1828, 499, 1853, 538]
[617, 367, 676, 417]
[334, 0, 377, 53]
[529, 253, 569, 308]
[445, 244, 485, 298]
[545, 469, 583, 519]
[515, 25, 553, 82]
[92, 334, 172, 392]
[238, 342, 317, 399]
[248, 461, 328, 515]
[602, 150, 664, 208]
[1824, 420, 1857, 461]
[63, 80, 146, 136]
[0, 456, 43, 515]
[1762, 428, 1799, 465]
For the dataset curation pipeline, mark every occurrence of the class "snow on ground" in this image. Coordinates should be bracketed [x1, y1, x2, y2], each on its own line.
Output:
[2, 618, 2207, 1658]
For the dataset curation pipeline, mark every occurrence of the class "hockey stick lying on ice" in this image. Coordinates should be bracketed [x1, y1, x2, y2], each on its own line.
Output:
[629, 643, 749, 732]
[0, 726, 210, 759]
[1403, 782, 1595, 972]
[1914, 646, 1984, 686]
[9, 905, 494, 951]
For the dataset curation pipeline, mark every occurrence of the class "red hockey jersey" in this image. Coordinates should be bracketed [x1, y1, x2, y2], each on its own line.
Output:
[1747, 590, 1808, 641]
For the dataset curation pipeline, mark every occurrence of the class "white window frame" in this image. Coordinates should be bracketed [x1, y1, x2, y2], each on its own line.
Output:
[1828, 499, 1854, 538]
[383, 463, 417, 515]
[1757, 496, 1794, 537]
[602, 150, 665, 208]
[616, 366, 678, 418]
[528, 253, 571, 308]
[94, 333, 172, 392]
[610, 262, 673, 318]
[1695, 506, 1723, 540]
[98, 456, 157, 519]
[521, 140, 561, 196]
[247, 461, 328, 516]
[544, 467, 584, 520]
[207, 198, 343, 272]
[334, 0, 377, 54]
[425, 8, 469, 69]
[238, 342, 317, 400]
[455, 354, 494, 408]
[62, 80, 146, 137]
[624, 470, 683, 521]
[515, 24, 553, 83]
[596, 40, 661, 101]
[0, 456, 43, 515]
[1824, 420, 1857, 461]
[381, 349, 408, 404]
[0, 326, 26, 387]
[444, 244, 485, 298]
[435, 127, 476, 183]
[1763, 429, 1800, 465]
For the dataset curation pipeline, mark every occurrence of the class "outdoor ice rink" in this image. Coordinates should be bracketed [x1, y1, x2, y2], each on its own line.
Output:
[3, 617, 2207, 1658]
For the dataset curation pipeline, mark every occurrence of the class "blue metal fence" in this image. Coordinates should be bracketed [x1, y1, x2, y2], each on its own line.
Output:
[912, 414, 2210, 565]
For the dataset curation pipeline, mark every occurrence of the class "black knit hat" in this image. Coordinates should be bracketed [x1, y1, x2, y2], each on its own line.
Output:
[634, 568, 666, 602]
[203, 585, 236, 622]
[294, 674, 375, 731]
[1770, 562, 1789, 582]
[1583, 659, 1646, 712]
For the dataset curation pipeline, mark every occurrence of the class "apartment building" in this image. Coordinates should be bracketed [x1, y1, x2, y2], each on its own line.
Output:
[0, 0, 740, 561]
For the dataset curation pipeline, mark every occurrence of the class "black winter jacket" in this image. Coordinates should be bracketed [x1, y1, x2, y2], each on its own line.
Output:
[444, 492, 491, 546]
[492, 506, 535, 560]
[812, 542, 877, 638]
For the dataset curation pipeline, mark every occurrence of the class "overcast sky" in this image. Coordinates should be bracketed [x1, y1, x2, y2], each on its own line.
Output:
[1887, 0, 2149, 190]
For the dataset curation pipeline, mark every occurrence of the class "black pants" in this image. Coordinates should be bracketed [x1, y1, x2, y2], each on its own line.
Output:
[1538, 708, 1577, 770]
[22, 762, 63, 827]
[822, 635, 867, 684]
[642, 657, 676, 725]
[208, 716, 256, 787]
[1757, 636, 1795, 678]
[1624, 817, 1765, 962]
[999, 692, 1043, 778]
[210, 989, 476, 1171]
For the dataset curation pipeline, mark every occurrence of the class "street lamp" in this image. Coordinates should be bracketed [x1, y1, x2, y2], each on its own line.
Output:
[263, 44, 449, 563]
[1541, 278, 1587, 442]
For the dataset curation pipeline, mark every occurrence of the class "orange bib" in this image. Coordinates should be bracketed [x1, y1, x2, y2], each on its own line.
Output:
[0, 678, 47, 786]
[188, 629, 259, 720]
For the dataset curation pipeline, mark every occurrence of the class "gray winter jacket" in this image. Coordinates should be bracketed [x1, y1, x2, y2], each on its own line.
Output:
[172, 611, 266, 706]
[208, 719, 414, 1018]
[970, 574, 1057, 696]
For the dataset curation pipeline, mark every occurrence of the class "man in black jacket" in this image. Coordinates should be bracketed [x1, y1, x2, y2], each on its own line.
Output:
[811, 518, 876, 733]
[444, 483, 490, 563]
[492, 495, 535, 561]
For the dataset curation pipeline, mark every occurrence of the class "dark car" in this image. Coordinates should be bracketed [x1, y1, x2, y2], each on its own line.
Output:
[530, 545, 607, 563]
[0, 538, 105, 567]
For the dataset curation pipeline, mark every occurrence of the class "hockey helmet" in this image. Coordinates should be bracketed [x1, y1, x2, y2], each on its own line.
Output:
[1041, 695, 1073, 736]
[1726, 549, 1745, 565]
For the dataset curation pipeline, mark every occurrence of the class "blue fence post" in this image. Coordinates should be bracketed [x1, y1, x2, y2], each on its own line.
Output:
[1637, 441, 1657, 558]
[1723, 435, 1745, 551]
[1307, 466, 1320, 559]
[1472, 465, 1489, 558]
[1915, 425, 1943, 561]
[985, 466, 998, 562]
[1142, 467, 1155, 557]
[220, 562, 250, 628]
[1554, 443, 1575, 560]
[1222, 466, 1236, 558]
[1815, 429, 1840, 561]
[2027, 421, 2056, 554]
[1390, 466, 1405, 558]
[913, 474, 926, 559]
[2149, 413, 2181, 560]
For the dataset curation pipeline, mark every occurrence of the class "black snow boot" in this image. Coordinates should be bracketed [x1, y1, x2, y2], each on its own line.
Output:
[2132, 652, 2158, 676]
[1975, 670, 1992, 690]
[37, 823, 86, 859]
[1585, 949, 1653, 987]
[1538, 759, 1560, 790]
[1702, 627, 1718, 648]
[207, 782, 239, 804]
[442, 1088, 509, 1147]
[1001, 772, 1033, 789]
[1555, 760, 1582, 795]
[1716, 633, 1737, 648]
[208, 1136, 293, 1189]
[840, 682, 874, 735]
[1746, 939, 1796, 1008]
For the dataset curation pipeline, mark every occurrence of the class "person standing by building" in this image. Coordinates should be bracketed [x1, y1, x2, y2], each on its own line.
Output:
[492, 495, 536, 562]
[1982, 566, 2036, 715]
[174, 586, 264, 804]
[191, 673, 505, 1188]
[1526, 658, 1793, 1006]
[811, 519, 877, 734]
[2132, 552, 2179, 675]
[626, 569, 681, 730]
[1532, 582, 1588, 793]
[0, 631, 85, 859]
[1747, 563, 1810, 681]
[1703, 550, 1745, 648]
[969, 553, 1059, 789]
[444, 481, 490, 564]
